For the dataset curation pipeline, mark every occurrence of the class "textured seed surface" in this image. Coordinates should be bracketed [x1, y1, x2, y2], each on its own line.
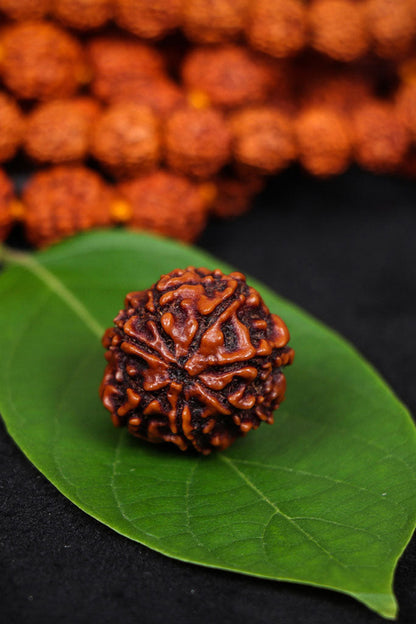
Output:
[100, 267, 294, 454]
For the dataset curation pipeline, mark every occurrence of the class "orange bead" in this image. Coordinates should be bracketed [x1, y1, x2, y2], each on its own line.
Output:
[164, 106, 231, 178]
[365, 0, 416, 60]
[0, 21, 85, 100]
[0, 91, 24, 163]
[211, 175, 265, 219]
[309, 0, 370, 62]
[91, 103, 161, 178]
[396, 83, 416, 138]
[114, 0, 183, 39]
[295, 107, 353, 177]
[182, 45, 278, 109]
[183, 0, 249, 44]
[86, 34, 166, 103]
[0, 0, 50, 20]
[352, 100, 410, 174]
[53, 0, 113, 30]
[118, 171, 208, 243]
[0, 168, 14, 242]
[107, 76, 185, 118]
[230, 107, 296, 175]
[22, 166, 113, 248]
[247, 0, 307, 58]
[25, 98, 99, 164]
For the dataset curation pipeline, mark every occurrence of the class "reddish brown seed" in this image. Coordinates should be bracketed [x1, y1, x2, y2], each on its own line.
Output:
[117, 171, 208, 243]
[22, 165, 113, 248]
[164, 106, 231, 178]
[0, 91, 25, 163]
[229, 107, 296, 175]
[247, 0, 308, 58]
[100, 267, 294, 454]
[86, 30, 178, 114]
[265, 60, 299, 117]
[114, 0, 183, 39]
[24, 98, 100, 164]
[0, 168, 14, 241]
[64, 96, 102, 123]
[182, 45, 278, 109]
[295, 107, 353, 177]
[352, 100, 410, 174]
[0, 21, 85, 100]
[395, 83, 416, 138]
[365, 0, 416, 60]
[396, 147, 416, 179]
[90, 103, 161, 178]
[86, 34, 166, 103]
[53, 0, 113, 30]
[309, 0, 370, 62]
[106, 76, 185, 118]
[211, 174, 265, 219]
[299, 63, 374, 115]
[397, 54, 416, 88]
[183, 0, 249, 44]
[0, 0, 50, 20]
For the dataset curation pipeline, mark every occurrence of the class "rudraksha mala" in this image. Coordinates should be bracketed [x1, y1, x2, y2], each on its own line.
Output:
[0, 1, 415, 247]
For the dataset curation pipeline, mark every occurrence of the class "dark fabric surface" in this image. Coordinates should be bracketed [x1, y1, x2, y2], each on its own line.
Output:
[1, 166, 415, 624]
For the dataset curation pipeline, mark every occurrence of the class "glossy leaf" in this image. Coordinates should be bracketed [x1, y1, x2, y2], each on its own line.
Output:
[0, 230, 415, 620]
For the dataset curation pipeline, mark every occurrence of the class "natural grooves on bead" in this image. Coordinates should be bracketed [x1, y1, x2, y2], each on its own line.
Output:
[100, 267, 294, 454]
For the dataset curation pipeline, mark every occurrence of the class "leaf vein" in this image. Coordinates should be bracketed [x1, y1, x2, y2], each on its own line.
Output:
[230, 458, 409, 505]
[220, 455, 349, 570]
[289, 516, 386, 544]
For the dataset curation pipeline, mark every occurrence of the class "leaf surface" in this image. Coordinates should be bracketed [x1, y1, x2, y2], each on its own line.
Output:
[0, 230, 415, 619]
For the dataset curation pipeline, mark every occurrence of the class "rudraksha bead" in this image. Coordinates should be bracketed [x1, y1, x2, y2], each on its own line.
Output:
[183, 0, 249, 44]
[53, 0, 113, 31]
[164, 106, 231, 178]
[117, 170, 209, 242]
[211, 174, 265, 219]
[295, 107, 353, 177]
[352, 100, 410, 174]
[86, 34, 165, 103]
[100, 267, 294, 454]
[0, 168, 15, 241]
[90, 103, 161, 178]
[0, 91, 25, 163]
[309, 0, 370, 63]
[22, 165, 113, 247]
[24, 97, 99, 164]
[182, 45, 278, 109]
[0, 0, 50, 20]
[247, 0, 307, 59]
[229, 106, 296, 175]
[0, 21, 85, 100]
[114, 0, 183, 40]
[365, 0, 416, 60]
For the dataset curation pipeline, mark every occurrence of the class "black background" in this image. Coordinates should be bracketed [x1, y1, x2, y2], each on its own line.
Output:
[1, 166, 415, 624]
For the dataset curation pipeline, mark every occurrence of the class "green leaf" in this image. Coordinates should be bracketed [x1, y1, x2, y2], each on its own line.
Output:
[0, 230, 415, 620]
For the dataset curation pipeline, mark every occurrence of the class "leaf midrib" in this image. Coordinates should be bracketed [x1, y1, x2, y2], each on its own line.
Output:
[3, 247, 104, 339]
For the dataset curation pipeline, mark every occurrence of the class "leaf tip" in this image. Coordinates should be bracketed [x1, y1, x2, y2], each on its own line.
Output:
[354, 591, 398, 620]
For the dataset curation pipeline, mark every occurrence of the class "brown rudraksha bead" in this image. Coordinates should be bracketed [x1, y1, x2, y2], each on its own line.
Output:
[100, 267, 294, 454]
